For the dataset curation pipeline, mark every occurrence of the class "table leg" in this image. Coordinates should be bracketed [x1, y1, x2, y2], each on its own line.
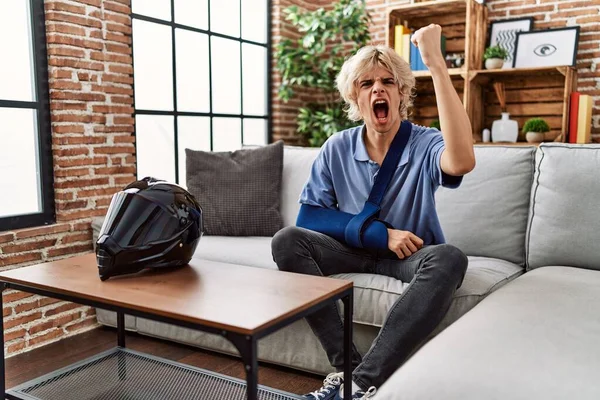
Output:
[116, 311, 127, 381]
[117, 311, 125, 347]
[343, 290, 354, 400]
[225, 333, 258, 400]
[1, 284, 5, 399]
[245, 337, 258, 400]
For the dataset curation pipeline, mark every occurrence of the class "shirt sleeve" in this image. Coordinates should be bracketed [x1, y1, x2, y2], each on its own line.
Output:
[428, 130, 463, 189]
[299, 141, 338, 209]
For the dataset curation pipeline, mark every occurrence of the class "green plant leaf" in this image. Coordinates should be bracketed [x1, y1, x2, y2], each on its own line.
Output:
[522, 117, 550, 133]
[275, 0, 370, 147]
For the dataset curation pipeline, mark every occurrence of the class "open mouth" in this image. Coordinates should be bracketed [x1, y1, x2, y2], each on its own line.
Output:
[372, 99, 389, 124]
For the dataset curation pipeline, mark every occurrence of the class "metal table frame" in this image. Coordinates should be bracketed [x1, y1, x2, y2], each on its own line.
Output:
[0, 281, 354, 400]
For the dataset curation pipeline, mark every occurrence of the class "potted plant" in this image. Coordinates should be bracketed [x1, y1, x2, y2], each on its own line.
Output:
[522, 117, 550, 143]
[275, 0, 371, 147]
[483, 45, 508, 69]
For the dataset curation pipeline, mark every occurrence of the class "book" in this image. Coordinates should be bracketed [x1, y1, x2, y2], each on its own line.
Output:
[441, 35, 447, 58]
[394, 25, 408, 58]
[576, 94, 592, 144]
[568, 92, 580, 144]
[402, 33, 411, 63]
[408, 34, 447, 71]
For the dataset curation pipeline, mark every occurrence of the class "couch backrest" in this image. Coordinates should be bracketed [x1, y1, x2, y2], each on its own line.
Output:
[281, 146, 320, 227]
[526, 143, 600, 270]
[435, 145, 537, 266]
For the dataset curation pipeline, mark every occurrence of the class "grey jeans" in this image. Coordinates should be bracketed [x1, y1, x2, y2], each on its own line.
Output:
[271, 226, 468, 391]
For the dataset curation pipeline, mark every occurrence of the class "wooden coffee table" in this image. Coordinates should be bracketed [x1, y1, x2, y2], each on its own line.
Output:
[0, 253, 354, 400]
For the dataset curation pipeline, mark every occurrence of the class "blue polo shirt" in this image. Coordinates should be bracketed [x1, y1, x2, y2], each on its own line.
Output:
[299, 123, 462, 245]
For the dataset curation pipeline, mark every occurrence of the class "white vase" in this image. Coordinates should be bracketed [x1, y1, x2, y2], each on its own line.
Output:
[491, 112, 518, 143]
[485, 58, 504, 69]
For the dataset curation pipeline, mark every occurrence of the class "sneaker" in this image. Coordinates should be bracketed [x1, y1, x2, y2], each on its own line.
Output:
[303, 372, 344, 399]
[335, 384, 377, 399]
[353, 386, 377, 399]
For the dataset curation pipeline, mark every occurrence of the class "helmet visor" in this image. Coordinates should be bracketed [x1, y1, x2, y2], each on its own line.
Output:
[99, 190, 182, 247]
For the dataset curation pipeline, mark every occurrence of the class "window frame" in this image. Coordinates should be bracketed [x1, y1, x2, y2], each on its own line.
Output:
[0, 0, 55, 232]
[131, 0, 273, 184]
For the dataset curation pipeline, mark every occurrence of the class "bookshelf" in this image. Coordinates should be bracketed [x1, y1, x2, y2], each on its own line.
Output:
[386, 0, 578, 144]
[468, 66, 577, 142]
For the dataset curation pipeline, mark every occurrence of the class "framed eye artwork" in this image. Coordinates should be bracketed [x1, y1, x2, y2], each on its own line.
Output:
[513, 27, 580, 68]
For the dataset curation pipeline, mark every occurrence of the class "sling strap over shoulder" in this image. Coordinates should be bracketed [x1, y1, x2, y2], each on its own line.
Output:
[344, 120, 412, 248]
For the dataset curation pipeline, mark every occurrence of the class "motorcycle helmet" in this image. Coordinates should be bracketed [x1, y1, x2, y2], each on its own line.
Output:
[96, 177, 203, 281]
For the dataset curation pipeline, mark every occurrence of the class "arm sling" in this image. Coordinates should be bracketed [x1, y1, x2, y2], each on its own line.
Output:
[296, 120, 412, 249]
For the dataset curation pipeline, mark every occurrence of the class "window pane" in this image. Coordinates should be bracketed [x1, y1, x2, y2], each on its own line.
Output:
[211, 37, 240, 114]
[133, 20, 173, 111]
[131, 0, 171, 21]
[0, 1, 35, 101]
[210, 0, 239, 37]
[213, 118, 241, 152]
[243, 119, 267, 146]
[176, 30, 209, 113]
[136, 115, 175, 182]
[0, 108, 40, 217]
[174, 0, 208, 30]
[242, 0, 267, 43]
[242, 44, 267, 116]
[178, 116, 210, 187]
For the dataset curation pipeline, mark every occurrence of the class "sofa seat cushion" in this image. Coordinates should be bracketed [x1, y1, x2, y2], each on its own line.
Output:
[376, 266, 600, 400]
[333, 256, 522, 331]
[192, 236, 276, 270]
[192, 238, 522, 328]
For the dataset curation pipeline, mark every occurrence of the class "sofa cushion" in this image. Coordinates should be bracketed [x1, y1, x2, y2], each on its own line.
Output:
[185, 140, 284, 236]
[527, 143, 600, 270]
[192, 237, 522, 328]
[192, 236, 275, 270]
[376, 266, 600, 400]
[333, 256, 522, 331]
[436, 145, 536, 266]
[280, 146, 320, 227]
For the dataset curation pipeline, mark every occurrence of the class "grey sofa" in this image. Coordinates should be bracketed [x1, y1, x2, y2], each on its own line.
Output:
[92, 142, 600, 398]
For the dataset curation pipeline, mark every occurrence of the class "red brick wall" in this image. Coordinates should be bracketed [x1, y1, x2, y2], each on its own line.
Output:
[365, 0, 600, 141]
[0, 0, 134, 355]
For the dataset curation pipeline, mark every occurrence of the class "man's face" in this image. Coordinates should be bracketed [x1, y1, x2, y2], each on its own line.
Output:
[356, 65, 401, 134]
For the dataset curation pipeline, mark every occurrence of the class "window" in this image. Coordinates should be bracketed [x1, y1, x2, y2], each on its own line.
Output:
[0, 0, 54, 231]
[131, 0, 271, 185]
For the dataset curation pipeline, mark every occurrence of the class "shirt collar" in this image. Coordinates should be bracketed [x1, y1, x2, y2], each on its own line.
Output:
[354, 125, 370, 162]
[354, 123, 412, 167]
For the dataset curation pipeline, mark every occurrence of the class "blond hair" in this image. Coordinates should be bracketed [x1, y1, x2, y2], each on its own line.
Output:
[336, 44, 415, 122]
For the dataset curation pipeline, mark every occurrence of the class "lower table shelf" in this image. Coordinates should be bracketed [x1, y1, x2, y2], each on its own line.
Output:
[7, 347, 302, 400]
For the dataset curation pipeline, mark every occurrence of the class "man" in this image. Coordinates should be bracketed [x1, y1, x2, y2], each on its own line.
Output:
[271, 24, 475, 399]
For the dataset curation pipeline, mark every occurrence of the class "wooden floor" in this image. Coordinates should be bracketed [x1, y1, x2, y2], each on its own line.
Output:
[5, 326, 324, 396]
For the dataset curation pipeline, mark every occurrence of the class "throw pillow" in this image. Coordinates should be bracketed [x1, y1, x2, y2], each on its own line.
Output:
[185, 141, 284, 236]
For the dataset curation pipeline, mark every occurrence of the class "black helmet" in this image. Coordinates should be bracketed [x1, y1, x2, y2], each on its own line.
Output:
[96, 177, 203, 281]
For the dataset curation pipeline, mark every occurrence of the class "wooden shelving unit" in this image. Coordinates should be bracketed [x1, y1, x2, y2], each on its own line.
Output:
[386, 0, 578, 144]
[468, 66, 577, 142]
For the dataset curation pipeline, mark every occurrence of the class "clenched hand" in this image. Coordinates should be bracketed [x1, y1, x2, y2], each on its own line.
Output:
[410, 23, 445, 70]
[387, 229, 424, 259]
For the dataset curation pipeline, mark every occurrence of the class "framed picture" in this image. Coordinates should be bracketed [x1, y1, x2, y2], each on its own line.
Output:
[488, 17, 533, 69]
[513, 27, 580, 68]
